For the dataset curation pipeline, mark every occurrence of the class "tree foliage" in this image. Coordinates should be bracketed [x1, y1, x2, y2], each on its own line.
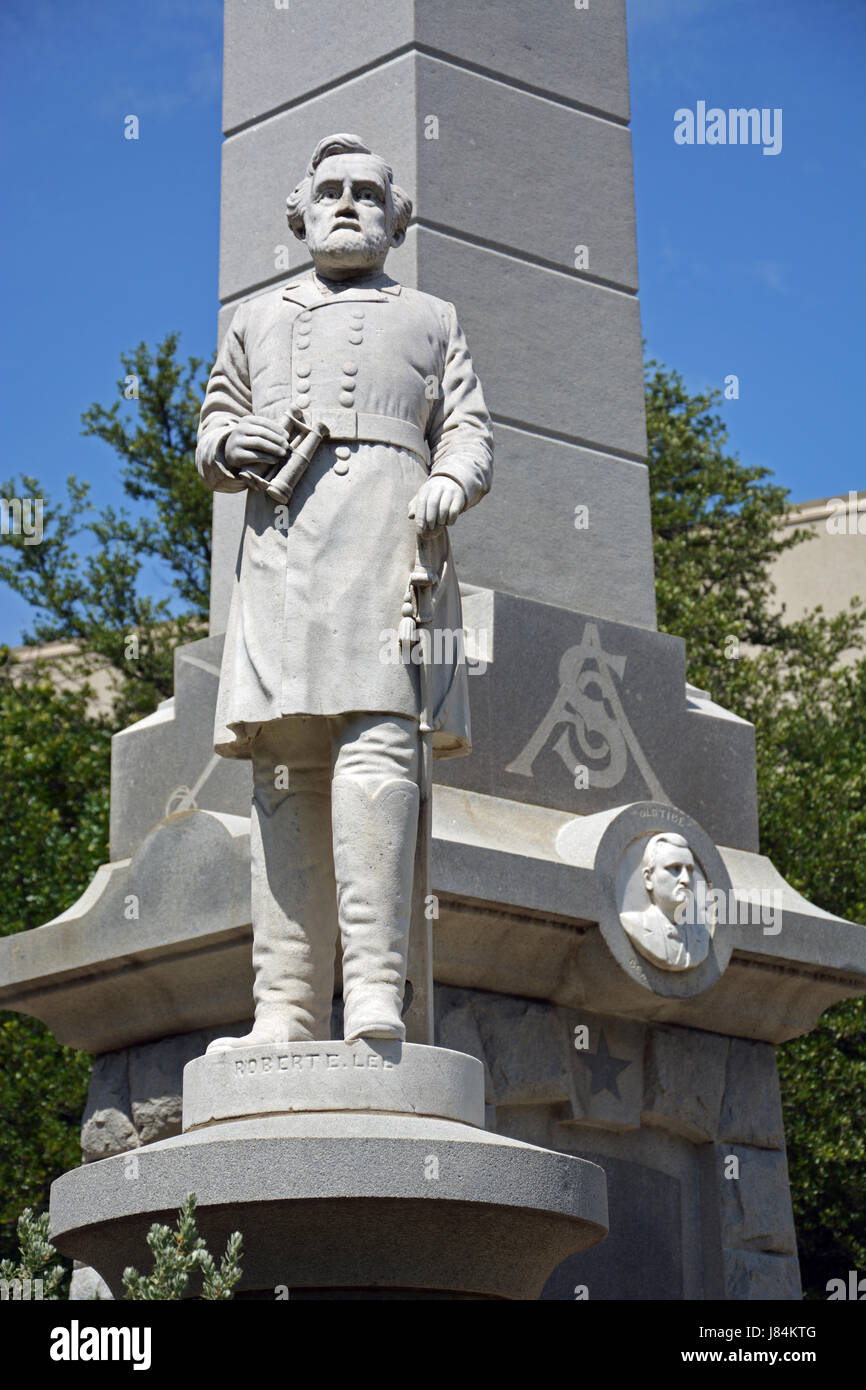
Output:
[0, 673, 109, 1264]
[123, 1193, 243, 1301]
[0, 1207, 68, 1299]
[80, 335, 213, 617]
[0, 335, 212, 727]
[646, 362, 866, 1297]
[0, 335, 211, 1264]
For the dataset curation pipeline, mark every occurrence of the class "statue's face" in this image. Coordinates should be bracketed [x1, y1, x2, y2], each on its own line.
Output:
[644, 845, 694, 921]
[304, 153, 394, 277]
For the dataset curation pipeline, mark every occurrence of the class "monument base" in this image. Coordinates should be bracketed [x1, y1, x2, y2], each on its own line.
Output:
[51, 1045, 608, 1300]
[183, 1040, 486, 1129]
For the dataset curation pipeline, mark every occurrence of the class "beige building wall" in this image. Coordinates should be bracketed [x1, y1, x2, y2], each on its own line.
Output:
[770, 491, 865, 654]
[3, 641, 121, 719]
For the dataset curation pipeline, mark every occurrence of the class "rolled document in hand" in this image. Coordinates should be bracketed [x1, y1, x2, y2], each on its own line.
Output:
[232, 411, 295, 493]
[264, 411, 330, 504]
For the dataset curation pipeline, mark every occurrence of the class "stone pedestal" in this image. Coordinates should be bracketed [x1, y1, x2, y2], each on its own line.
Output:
[0, 0, 863, 1302]
[51, 1043, 608, 1300]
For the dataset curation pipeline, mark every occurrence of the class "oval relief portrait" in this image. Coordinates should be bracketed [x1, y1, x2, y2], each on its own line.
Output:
[558, 802, 735, 998]
[617, 829, 715, 973]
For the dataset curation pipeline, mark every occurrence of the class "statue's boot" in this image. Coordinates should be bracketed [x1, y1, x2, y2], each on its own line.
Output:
[207, 782, 338, 1053]
[331, 774, 419, 1044]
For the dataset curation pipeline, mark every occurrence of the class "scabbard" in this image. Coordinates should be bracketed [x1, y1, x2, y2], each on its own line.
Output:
[403, 533, 437, 1046]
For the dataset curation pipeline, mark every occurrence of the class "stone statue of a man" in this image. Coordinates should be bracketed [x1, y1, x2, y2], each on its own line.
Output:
[196, 133, 492, 1048]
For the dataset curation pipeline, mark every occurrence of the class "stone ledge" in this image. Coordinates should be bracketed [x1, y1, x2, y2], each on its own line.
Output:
[2, 793, 864, 1052]
[51, 1112, 609, 1300]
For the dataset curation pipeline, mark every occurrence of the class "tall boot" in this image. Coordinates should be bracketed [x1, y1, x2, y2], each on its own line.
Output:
[207, 785, 338, 1052]
[331, 775, 420, 1044]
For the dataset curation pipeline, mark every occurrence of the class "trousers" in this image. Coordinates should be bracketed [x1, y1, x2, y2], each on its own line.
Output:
[248, 712, 420, 1043]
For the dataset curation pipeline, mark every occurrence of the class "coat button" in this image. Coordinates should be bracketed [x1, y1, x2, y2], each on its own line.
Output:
[339, 391, 355, 407]
[340, 377, 355, 393]
[334, 446, 351, 459]
[348, 333, 364, 345]
[298, 311, 312, 321]
[296, 394, 311, 409]
[342, 362, 358, 375]
[334, 458, 350, 475]
[295, 364, 312, 378]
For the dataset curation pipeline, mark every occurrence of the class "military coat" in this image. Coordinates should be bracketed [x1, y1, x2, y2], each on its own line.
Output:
[196, 270, 493, 760]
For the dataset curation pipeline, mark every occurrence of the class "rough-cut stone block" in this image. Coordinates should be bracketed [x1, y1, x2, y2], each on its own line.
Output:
[723, 1249, 802, 1302]
[436, 987, 495, 1100]
[563, 1011, 645, 1132]
[84, 1025, 255, 1160]
[222, 0, 630, 136]
[81, 1053, 137, 1163]
[716, 1144, 798, 1257]
[468, 995, 573, 1109]
[129, 1032, 214, 1146]
[643, 1026, 730, 1142]
[718, 1038, 786, 1151]
[69, 1263, 113, 1302]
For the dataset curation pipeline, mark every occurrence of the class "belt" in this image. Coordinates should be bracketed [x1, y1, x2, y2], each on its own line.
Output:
[316, 410, 429, 463]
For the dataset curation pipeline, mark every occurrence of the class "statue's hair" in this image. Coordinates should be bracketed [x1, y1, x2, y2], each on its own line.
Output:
[641, 832, 691, 875]
[285, 133, 413, 241]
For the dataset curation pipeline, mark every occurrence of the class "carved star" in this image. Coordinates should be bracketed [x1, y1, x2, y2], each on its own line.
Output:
[582, 1031, 631, 1099]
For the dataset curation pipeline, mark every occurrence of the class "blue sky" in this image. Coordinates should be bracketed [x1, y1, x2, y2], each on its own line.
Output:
[628, 0, 865, 507]
[0, 0, 863, 643]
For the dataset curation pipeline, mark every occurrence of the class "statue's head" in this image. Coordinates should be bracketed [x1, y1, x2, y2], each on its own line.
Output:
[640, 833, 695, 922]
[286, 133, 413, 279]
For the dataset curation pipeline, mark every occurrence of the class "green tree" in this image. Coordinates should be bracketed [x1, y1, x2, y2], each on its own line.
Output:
[0, 335, 212, 727]
[0, 672, 110, 1264]
[123, 1193, 243, 1300]
[2, 1195, 243, 1301]
[0, 336, 212, 1264]
[645, 361, 866, 1297]
[0, 1207, 69, 1299]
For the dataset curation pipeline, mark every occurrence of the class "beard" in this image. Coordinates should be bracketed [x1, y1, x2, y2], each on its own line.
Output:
[306, 223, 392, 276]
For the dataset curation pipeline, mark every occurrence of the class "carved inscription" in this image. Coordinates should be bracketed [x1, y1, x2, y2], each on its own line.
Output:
[233, 1051, 395, 1076]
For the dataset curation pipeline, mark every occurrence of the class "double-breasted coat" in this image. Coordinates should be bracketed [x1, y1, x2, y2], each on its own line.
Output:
[196, 270, 493, 761]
